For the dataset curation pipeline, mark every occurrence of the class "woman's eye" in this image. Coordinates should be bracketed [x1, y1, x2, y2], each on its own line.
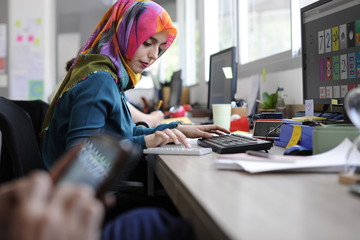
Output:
[143, 41, 151, 47]
[158, 48, 165, 56]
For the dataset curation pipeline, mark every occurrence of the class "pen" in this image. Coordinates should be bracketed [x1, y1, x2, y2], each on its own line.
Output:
[246, 150, 273, 158]
[217, 153, 297, 163]
[157, 100, 163, 110]
[242, 150, 296, 163]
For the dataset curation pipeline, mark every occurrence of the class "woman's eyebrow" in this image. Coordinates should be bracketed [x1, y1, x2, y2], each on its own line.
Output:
[149, 36, 166, 45]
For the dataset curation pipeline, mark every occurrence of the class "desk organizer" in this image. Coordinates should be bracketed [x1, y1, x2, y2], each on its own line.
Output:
[274, 124, 314, 149]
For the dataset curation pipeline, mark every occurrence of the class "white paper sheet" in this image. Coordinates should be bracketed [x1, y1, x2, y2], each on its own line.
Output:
[215, 138, 360, 173]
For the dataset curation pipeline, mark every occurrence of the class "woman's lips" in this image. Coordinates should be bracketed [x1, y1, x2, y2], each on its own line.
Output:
[140, 61, 149, 68]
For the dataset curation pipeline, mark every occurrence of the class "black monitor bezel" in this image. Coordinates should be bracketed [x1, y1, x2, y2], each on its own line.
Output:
[169, 70, 182, 108]
[207, 46, 237, 110]
[301, 0, 332, 105]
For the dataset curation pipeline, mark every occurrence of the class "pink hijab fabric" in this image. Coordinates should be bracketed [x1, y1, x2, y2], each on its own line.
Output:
[78, 0, 177, 88]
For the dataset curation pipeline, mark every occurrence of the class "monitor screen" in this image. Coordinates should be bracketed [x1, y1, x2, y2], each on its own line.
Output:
[207, 47, 237, 110]
[301, 0, 360, 105]
[168, 70, 182, 108]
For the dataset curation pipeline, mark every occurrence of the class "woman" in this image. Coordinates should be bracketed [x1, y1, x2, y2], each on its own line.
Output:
[42, 0, 229, 168]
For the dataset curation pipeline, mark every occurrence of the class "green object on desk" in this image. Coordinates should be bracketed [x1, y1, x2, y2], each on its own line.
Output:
[312, 124, 360, 154]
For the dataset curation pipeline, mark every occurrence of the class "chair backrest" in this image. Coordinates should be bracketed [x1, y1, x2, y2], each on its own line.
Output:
[0, 97, 45, 183]
[11, 99, 49, 150]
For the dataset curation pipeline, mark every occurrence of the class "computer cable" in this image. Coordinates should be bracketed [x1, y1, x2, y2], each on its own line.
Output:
[264, 122, 284, 141]
[318, 104, 329, 117]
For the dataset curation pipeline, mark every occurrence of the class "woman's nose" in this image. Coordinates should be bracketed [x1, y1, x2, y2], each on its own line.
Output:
[149, 47, 158, 60]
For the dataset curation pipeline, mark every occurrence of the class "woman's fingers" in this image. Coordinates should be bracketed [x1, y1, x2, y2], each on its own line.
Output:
[202, 125, 231, 134]
[162, 128, 180, 145]
[145, 128, 191, 148]
[171, 129, 190, 148]
[154, 131, 171, 145]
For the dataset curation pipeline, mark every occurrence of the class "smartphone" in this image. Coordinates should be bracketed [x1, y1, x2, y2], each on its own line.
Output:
[52, 134, 141, 198]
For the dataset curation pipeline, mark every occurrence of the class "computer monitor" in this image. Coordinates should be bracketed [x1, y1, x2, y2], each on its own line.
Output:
[207, 47, 237, 110]
[301, 0, 360, 105]
[168, 70, 182, 108]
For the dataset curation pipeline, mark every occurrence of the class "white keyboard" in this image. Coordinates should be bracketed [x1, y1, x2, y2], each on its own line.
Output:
[143, 145, 212, 156]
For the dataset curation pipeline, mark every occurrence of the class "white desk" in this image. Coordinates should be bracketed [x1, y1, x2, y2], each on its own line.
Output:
[146, 145, 360, 240]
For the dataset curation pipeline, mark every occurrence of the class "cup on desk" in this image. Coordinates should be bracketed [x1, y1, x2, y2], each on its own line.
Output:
[212, 104, 232, 130]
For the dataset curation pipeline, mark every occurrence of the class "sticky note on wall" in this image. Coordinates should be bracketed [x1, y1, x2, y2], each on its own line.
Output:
[262, 67, 266, 82]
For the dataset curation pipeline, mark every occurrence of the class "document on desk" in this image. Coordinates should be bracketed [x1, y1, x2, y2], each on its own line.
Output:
[215, 138, 360, 173]
[162, 117, 192, 124]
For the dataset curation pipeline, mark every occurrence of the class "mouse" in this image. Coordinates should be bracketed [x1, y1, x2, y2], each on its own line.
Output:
[284, 145, 313, 156]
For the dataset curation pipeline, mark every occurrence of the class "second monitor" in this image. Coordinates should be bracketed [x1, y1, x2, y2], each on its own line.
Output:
[207, 46, 237, 111]
[168, 70, 182, 109]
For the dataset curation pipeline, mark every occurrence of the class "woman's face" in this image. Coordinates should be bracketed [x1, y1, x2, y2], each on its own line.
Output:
[128, 31, 168, 74]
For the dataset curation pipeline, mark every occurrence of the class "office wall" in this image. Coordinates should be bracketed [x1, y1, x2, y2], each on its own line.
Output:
[236, 68, 303, 107]
[0, 0, 8, 97]
[0, 0, 56, 100]
[259, 68, 303, 105]
[189, 74, 208, 105]
[56, 0, 108, 89]
[189, 66, 304, 108]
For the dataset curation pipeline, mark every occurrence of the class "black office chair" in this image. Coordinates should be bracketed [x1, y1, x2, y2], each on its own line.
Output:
[11, 99, 49, 151]
[0, 97, 45, 183]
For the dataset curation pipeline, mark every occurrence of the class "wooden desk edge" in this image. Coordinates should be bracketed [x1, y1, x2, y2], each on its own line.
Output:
[146, 154, 230, 240]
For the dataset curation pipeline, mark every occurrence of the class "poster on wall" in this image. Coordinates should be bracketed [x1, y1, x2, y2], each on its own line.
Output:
[0, 24, 6, 74]
[8, 0, 56, 100]
[10, 17, 44, 99]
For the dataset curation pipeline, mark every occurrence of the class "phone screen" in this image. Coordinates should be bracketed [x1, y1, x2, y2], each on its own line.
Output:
[58, 135, 126, 192]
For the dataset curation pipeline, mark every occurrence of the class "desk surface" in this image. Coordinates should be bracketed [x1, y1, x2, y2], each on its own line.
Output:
[147, 145, 360, 240]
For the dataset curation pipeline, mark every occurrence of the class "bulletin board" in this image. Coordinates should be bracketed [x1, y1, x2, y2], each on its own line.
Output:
[9, 0, 55, 100]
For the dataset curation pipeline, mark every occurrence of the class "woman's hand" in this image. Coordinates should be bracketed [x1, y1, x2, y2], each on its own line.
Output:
[144, 124, 230, 149]
[145, 128, 191, 148]
[148, 110, 165, 127]
[177, 124, 230, 139]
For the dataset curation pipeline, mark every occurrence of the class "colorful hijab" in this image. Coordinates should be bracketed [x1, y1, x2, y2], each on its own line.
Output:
[78, 0, 177, 87]
[42, 0, 177, 133]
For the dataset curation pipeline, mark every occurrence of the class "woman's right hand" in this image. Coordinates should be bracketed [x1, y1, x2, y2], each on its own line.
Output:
[145, 128, 191, 148]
